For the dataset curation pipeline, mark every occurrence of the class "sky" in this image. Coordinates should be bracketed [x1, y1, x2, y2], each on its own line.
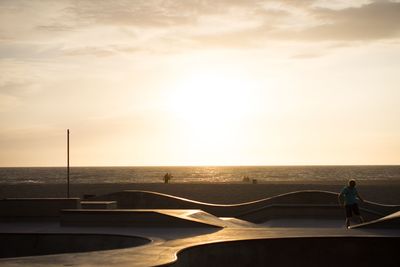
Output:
[0, 0, 400, 167]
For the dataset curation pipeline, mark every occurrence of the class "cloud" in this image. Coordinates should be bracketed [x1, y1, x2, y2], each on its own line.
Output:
[0, 81, 40, 112]
[193, 1, 400, 46]
[1, 0, 400, 59]
[298, 1, 400, 41]
[311, 0, 373, 10]
[62, 46, 118, 57]
[0, 93, 20, 112]
[0, 82, 31, 96]
[290, 52, 323, 59]
[53, 1, 198, 28]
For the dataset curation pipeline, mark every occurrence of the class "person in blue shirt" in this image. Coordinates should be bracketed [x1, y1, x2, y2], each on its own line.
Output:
[338, 179, 364, 228]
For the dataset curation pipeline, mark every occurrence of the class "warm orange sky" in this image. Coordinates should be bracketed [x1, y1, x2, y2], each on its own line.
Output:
[1, 0, 400, 167]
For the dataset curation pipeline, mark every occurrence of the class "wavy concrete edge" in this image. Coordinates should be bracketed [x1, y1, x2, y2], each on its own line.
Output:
[95, 190, 400, 217]
[98, 190, 340, 207]
[98, 189, 400, 207]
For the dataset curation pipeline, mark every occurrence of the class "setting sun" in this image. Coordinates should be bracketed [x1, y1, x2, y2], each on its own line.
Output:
[170, 68, 257, 125]
[165, 67, 262, 163]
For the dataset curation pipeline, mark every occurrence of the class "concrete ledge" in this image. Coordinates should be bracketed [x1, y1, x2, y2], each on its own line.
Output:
[0, 198, 81, 219]
[60, 209, 225, 228]
[81, 201, 117, 209]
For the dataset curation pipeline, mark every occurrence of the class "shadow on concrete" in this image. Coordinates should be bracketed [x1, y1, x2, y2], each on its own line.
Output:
[0, 233, 150, 259]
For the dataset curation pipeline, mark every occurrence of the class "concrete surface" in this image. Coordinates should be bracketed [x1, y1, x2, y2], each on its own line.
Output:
[0, 233, 149, 258]
[1, 190, 399, 266]
[1, 223, 399, 267]
[167, 236, 400, 267]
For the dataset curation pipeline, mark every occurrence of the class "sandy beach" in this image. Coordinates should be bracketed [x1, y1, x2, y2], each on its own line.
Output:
[1, 180, 400, 204]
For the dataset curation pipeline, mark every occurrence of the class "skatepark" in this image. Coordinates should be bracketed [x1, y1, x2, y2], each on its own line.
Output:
[1, 190, 399, 266]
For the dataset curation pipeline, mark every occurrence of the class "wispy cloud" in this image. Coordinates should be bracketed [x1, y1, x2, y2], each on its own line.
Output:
[299, 1, 400, 41]
[1, 0, 399, 59]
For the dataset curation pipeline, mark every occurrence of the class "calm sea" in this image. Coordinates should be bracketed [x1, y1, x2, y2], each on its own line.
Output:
[0, 166, 399, 184]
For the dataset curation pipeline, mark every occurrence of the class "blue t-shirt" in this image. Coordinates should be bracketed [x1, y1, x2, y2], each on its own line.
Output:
[340, 186, 359, 205]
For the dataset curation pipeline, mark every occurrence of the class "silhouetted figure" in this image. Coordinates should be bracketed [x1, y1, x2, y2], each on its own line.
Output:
[242, 176, 250, 182]
[163, 172, 172, 184]
[338, 179, 364, 228]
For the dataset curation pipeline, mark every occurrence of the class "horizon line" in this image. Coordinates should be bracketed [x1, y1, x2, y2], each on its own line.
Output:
[1, 164, 399, 168]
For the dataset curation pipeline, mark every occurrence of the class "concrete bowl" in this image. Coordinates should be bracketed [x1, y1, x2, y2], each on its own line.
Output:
[0, 233, 150, 259]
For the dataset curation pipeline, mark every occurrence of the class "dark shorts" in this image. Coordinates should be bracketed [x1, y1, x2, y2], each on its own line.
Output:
[345, 203, 360, 218]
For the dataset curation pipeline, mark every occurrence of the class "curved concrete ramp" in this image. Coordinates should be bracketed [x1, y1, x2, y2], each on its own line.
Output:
[169, 236, 400, 267]
[60, 209, 227, 228]
[350, 211, 400, 229]
[95, 190, 399, 218]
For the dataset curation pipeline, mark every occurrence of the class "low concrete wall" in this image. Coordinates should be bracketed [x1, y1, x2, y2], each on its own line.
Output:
[81, 201, 117, 209]
[60, 209, 222, 228]
[168, 236, 400, 267]
[0, 233, 149, 259]
[95, 190, 343, 217]
[0, 198, 81, 219]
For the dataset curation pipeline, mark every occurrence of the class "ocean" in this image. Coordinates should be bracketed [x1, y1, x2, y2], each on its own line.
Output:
[1, 166, 399, 184]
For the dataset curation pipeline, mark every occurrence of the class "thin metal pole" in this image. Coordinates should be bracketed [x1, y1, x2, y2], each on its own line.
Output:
[67, 129, 70, 198]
